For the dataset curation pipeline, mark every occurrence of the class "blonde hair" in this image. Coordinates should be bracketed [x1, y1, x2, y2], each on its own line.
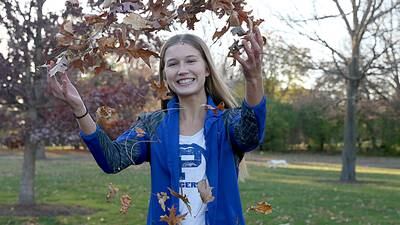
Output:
[159, 34, 238, 109]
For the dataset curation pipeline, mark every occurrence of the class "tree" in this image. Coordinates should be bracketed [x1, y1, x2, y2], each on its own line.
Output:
[0, 0, 60, 205]
[286, 0, 400, 182]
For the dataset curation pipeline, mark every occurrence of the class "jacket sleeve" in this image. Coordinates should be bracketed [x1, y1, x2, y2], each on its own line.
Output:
[79, 113, 151, 174]
[224, 96, 267, 153]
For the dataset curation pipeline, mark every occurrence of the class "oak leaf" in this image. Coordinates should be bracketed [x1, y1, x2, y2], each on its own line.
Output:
[157, 191, 170, 212]
[247, 201, 272, 215]
[168, 187, 191, 215]
[160, 205, 187, 225]
[197, 179, 215, 204]
[122, 12, 152, 30]
[106, 183, 119, 202]
[150, 80, 169, 100]
[120, 194, 132, 214]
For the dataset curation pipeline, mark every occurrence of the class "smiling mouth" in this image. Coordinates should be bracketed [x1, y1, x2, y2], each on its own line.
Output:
[177, 78, 195, 85]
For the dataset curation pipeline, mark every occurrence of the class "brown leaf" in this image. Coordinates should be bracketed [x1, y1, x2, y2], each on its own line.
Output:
[157, 192, 170, 212]
[106, 183, 119, 202]
[197, 179, 215, 204]
[202, 101, 225, 115]
[247, 201, 272, 215]
[122, 12, 152, 30]
[70, 58, 85, 73]
[96, 105, 118, 132]
[135, 127, 146, 137]
[229, 11, 241, 26]
[212, 24, 229, 41]
[160, 205, 187, 225]
[211, 0, 234, 12]
[150, 80, 169, 100]
[167, 187, 191, 215]
[120, 194, 132, 214]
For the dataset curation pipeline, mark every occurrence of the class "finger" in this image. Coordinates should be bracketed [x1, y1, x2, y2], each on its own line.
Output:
[247, 33, 262, 57]
[232, 52, 247, 68]
[254, 26, 263, 46]
[242, 39, 255, 64]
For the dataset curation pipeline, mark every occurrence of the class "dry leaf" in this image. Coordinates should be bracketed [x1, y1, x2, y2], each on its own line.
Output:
[48, 54, 68, 77]
[96, 105, 118, 132]
[120, 194, 132, 214]
[150, 80, 169, 100]
[135, 127, 146, 137]
[106, 183, 119, 202]
[160, 205, 187, 225]
[247, 201, 272, 215]
[102, 0, 116, 8]
[122, 12, 152, 30]
[168, 187, 191, 215]
[197, 179, 215, 204]
[201, 102, 225, 115]
[157, 192, 170, 212]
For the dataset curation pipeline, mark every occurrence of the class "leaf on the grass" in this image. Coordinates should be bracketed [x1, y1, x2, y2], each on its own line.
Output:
[160, 205, 187, 225]
[167, 187, 191, 215]
[122, 12, 152, 30]
[120, 194, 132, 214]
[150, 80, 169, 100]
[157, 191, 170, 212]
[135, 127, 146, 137]
[106, 183, 119, 202]
[197, 179, 215, 204]
[247, 201, 272, 215]
[48, 55, 69, 77]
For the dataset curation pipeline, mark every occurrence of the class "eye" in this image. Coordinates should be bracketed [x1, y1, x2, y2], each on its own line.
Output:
[167, 61, 178, 67]
[187, 59, 197, 63]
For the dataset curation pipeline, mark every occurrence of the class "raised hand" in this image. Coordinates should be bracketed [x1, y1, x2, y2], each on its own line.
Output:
[233, 26, 264, 81]
[46, 61, 86, 115]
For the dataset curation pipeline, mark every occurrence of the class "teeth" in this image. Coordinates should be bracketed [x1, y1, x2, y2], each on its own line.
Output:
[178, 78, 194, 84]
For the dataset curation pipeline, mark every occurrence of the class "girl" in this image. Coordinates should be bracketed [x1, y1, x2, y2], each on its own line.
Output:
[47, 27, 266, 225]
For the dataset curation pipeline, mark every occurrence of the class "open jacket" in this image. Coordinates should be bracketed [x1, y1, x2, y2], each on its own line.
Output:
[80, 95, 267, 225]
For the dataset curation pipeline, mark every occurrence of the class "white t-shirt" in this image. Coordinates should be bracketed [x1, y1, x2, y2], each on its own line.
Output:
[179, 128, 207, 225]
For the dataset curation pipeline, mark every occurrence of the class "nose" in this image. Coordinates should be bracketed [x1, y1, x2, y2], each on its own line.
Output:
[177, 63, 189, 76]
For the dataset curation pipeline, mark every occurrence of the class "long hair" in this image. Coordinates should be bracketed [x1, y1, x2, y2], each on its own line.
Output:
[159, 34, 238, 109]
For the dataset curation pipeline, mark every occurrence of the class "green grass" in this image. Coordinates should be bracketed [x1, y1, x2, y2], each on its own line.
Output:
[0, 153, 399, 225]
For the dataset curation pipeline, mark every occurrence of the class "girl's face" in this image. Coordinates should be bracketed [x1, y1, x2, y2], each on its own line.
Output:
[163, 43, 209, 99]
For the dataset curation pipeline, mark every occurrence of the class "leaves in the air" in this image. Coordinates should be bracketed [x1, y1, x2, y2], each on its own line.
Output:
[247, 201, 272, 215]
[160, 205, 187, 225]
[167, 187, 191, 215]
[51, 0, 264, 74]
[197, 179, 215, 204]
[120, 194, 132, 214]
[96, 105, 119, 135]
[157, 191, 170, 212]
[106, 183, 119, 202]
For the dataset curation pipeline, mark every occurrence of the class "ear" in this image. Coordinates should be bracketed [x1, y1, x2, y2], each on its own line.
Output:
[205, 66, 210, 77]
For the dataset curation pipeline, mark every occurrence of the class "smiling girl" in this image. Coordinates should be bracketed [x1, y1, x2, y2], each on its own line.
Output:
[47, 27, 266, 225]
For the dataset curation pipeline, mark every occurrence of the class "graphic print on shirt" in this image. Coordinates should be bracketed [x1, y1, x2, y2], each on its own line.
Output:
[179, 143, 206, 188]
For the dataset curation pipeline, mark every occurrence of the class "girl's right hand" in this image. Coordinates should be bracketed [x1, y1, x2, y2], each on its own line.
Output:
[46, 61, 86, 115]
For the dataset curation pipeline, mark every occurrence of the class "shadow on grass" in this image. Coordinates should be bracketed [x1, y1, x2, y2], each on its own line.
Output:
[0, 204, 95, 217]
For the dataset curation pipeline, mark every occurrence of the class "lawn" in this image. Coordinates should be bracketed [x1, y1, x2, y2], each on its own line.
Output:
[0, 151, 399, 225]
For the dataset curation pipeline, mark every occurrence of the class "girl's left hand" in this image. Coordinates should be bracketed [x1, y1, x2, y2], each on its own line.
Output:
[233, 26, 264, 81]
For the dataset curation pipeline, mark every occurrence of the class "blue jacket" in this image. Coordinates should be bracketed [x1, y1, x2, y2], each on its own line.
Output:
[80, 95, 267, 225]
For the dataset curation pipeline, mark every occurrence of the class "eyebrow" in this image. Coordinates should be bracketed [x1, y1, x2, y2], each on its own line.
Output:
[166, 55, 199, 63]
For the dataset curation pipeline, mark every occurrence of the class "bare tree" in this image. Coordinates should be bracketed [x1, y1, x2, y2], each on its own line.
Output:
[285, 0, 400, 182]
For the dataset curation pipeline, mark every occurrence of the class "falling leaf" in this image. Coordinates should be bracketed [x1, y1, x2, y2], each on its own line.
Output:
[197, 179, 215, 204]
[229, 11, 241, 26]
[48, 55, 69, 77]
[135, 127, 146, 137]
[160, 205, 187, 225]
[150, 80, 169, 100]
[201, 101, 225, 115]
[247, 201, 272, 215]
[122, 12, 152, 30]
[96, 105, 118, 133]
[102, 0, 116, 8]
[211, 0, 234, 12]
[106, 183, 119, 202]
[168, 187, 191, 215]
[70, 58, 85, 73]
[212, 24, 229, 41]
[120, 194, 132, 214]
[157, 192, 170, 212]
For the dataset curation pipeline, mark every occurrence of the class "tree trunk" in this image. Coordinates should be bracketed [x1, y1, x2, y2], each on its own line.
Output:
[35, 141, 46, 160]
[19, 141, 37, 205]
[340, 79, 358, 182]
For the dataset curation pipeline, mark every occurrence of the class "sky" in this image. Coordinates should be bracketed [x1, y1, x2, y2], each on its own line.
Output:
[0, 0, 350, 88]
